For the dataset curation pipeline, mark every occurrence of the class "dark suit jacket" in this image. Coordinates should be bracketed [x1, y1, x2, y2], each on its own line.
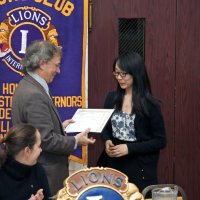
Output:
[98, 91, 167, 191]
[12, 75, 75, 195]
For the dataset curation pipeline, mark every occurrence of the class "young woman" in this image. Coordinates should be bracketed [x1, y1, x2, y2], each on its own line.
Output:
[0, 124, 51, 200]
[97, 52, 166, 192]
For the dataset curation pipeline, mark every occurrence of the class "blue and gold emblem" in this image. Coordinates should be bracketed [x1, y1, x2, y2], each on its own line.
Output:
[56, 167, 144, 200]
[0, 6, 60, 75]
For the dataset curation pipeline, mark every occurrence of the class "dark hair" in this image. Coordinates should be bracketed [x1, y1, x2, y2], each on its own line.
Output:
[21, 40, 62, 74]
[0, 123, 37, 168]
[113, 52, 160, 116]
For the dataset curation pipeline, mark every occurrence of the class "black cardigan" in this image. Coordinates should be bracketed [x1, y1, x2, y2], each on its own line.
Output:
[0, 157, 51, 200]
[98, 91, 167, 191]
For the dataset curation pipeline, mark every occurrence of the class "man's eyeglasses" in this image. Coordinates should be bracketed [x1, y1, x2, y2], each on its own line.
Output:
[113, 71, 128, 78]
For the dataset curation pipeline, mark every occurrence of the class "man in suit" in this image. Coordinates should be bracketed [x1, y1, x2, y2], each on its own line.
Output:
[11, 40, 96, 196]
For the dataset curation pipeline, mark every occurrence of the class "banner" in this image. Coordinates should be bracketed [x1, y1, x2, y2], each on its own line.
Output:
[0, 0, 88, 164]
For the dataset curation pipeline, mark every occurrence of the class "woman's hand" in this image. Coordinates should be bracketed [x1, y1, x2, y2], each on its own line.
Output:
[28, 189, 44, 200]
[105, 140, 114, 156]
[106, 141, 128, 157]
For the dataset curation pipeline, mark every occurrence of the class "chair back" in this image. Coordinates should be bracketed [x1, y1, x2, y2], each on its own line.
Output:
[142, 184, 187, 200]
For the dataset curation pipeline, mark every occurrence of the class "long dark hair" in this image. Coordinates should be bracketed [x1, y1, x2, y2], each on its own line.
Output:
[0, 123, 37, 168]
[113, 52, 160, 116]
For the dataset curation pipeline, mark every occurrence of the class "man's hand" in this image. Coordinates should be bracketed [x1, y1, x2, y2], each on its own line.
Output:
[62, 119, 75, 129]
[75, 128, 96, 146]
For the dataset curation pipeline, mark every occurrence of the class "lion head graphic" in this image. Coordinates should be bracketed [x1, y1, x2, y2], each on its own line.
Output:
[45, 24, 61, 47]
[0, 19, 10, 57]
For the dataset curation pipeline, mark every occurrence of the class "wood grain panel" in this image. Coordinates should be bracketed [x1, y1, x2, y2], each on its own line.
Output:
[175, 0, 200, 198]
[88, 0, 118, 163]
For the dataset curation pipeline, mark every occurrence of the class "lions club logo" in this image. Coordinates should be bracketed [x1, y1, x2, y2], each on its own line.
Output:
[0, 6, 61, 75]
[56, 167, 144, 200]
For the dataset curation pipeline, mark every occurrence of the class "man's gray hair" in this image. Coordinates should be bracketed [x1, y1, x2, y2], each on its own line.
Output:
[21, 40, 62, 74]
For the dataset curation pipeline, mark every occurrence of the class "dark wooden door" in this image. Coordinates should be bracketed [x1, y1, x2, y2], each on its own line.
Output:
[175, 0, 200, 198]
[88, 0, 200, 199]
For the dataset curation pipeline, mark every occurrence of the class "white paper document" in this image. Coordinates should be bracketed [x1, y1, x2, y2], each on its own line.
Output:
[65, 109, 114, 133]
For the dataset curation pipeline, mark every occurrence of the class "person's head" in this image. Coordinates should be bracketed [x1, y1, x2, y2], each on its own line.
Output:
[113, 52, 151, 94]
[21, 40, 62, 84]
[113, 52, 157, 115]
[0, 123, 42, 167]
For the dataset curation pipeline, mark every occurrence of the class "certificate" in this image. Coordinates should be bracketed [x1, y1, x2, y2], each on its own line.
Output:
[65, 109, 114, 133]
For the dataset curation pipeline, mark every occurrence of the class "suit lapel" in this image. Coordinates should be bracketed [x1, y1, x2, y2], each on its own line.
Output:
[24, 75, 64, 132]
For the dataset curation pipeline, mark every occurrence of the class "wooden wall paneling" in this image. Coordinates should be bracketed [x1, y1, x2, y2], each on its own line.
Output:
[88, 0, 176, 186]
[88, 0, 118, 166]
[175, 0, 200, 199]
[88, 0, 118, 108]
[143, 1, 176, 184]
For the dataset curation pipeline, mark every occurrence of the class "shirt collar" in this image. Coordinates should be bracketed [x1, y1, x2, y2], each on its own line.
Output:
[28, 72, 49, 95]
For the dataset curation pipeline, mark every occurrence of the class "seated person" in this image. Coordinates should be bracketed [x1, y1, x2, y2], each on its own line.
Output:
[0, 123, 51, 200]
